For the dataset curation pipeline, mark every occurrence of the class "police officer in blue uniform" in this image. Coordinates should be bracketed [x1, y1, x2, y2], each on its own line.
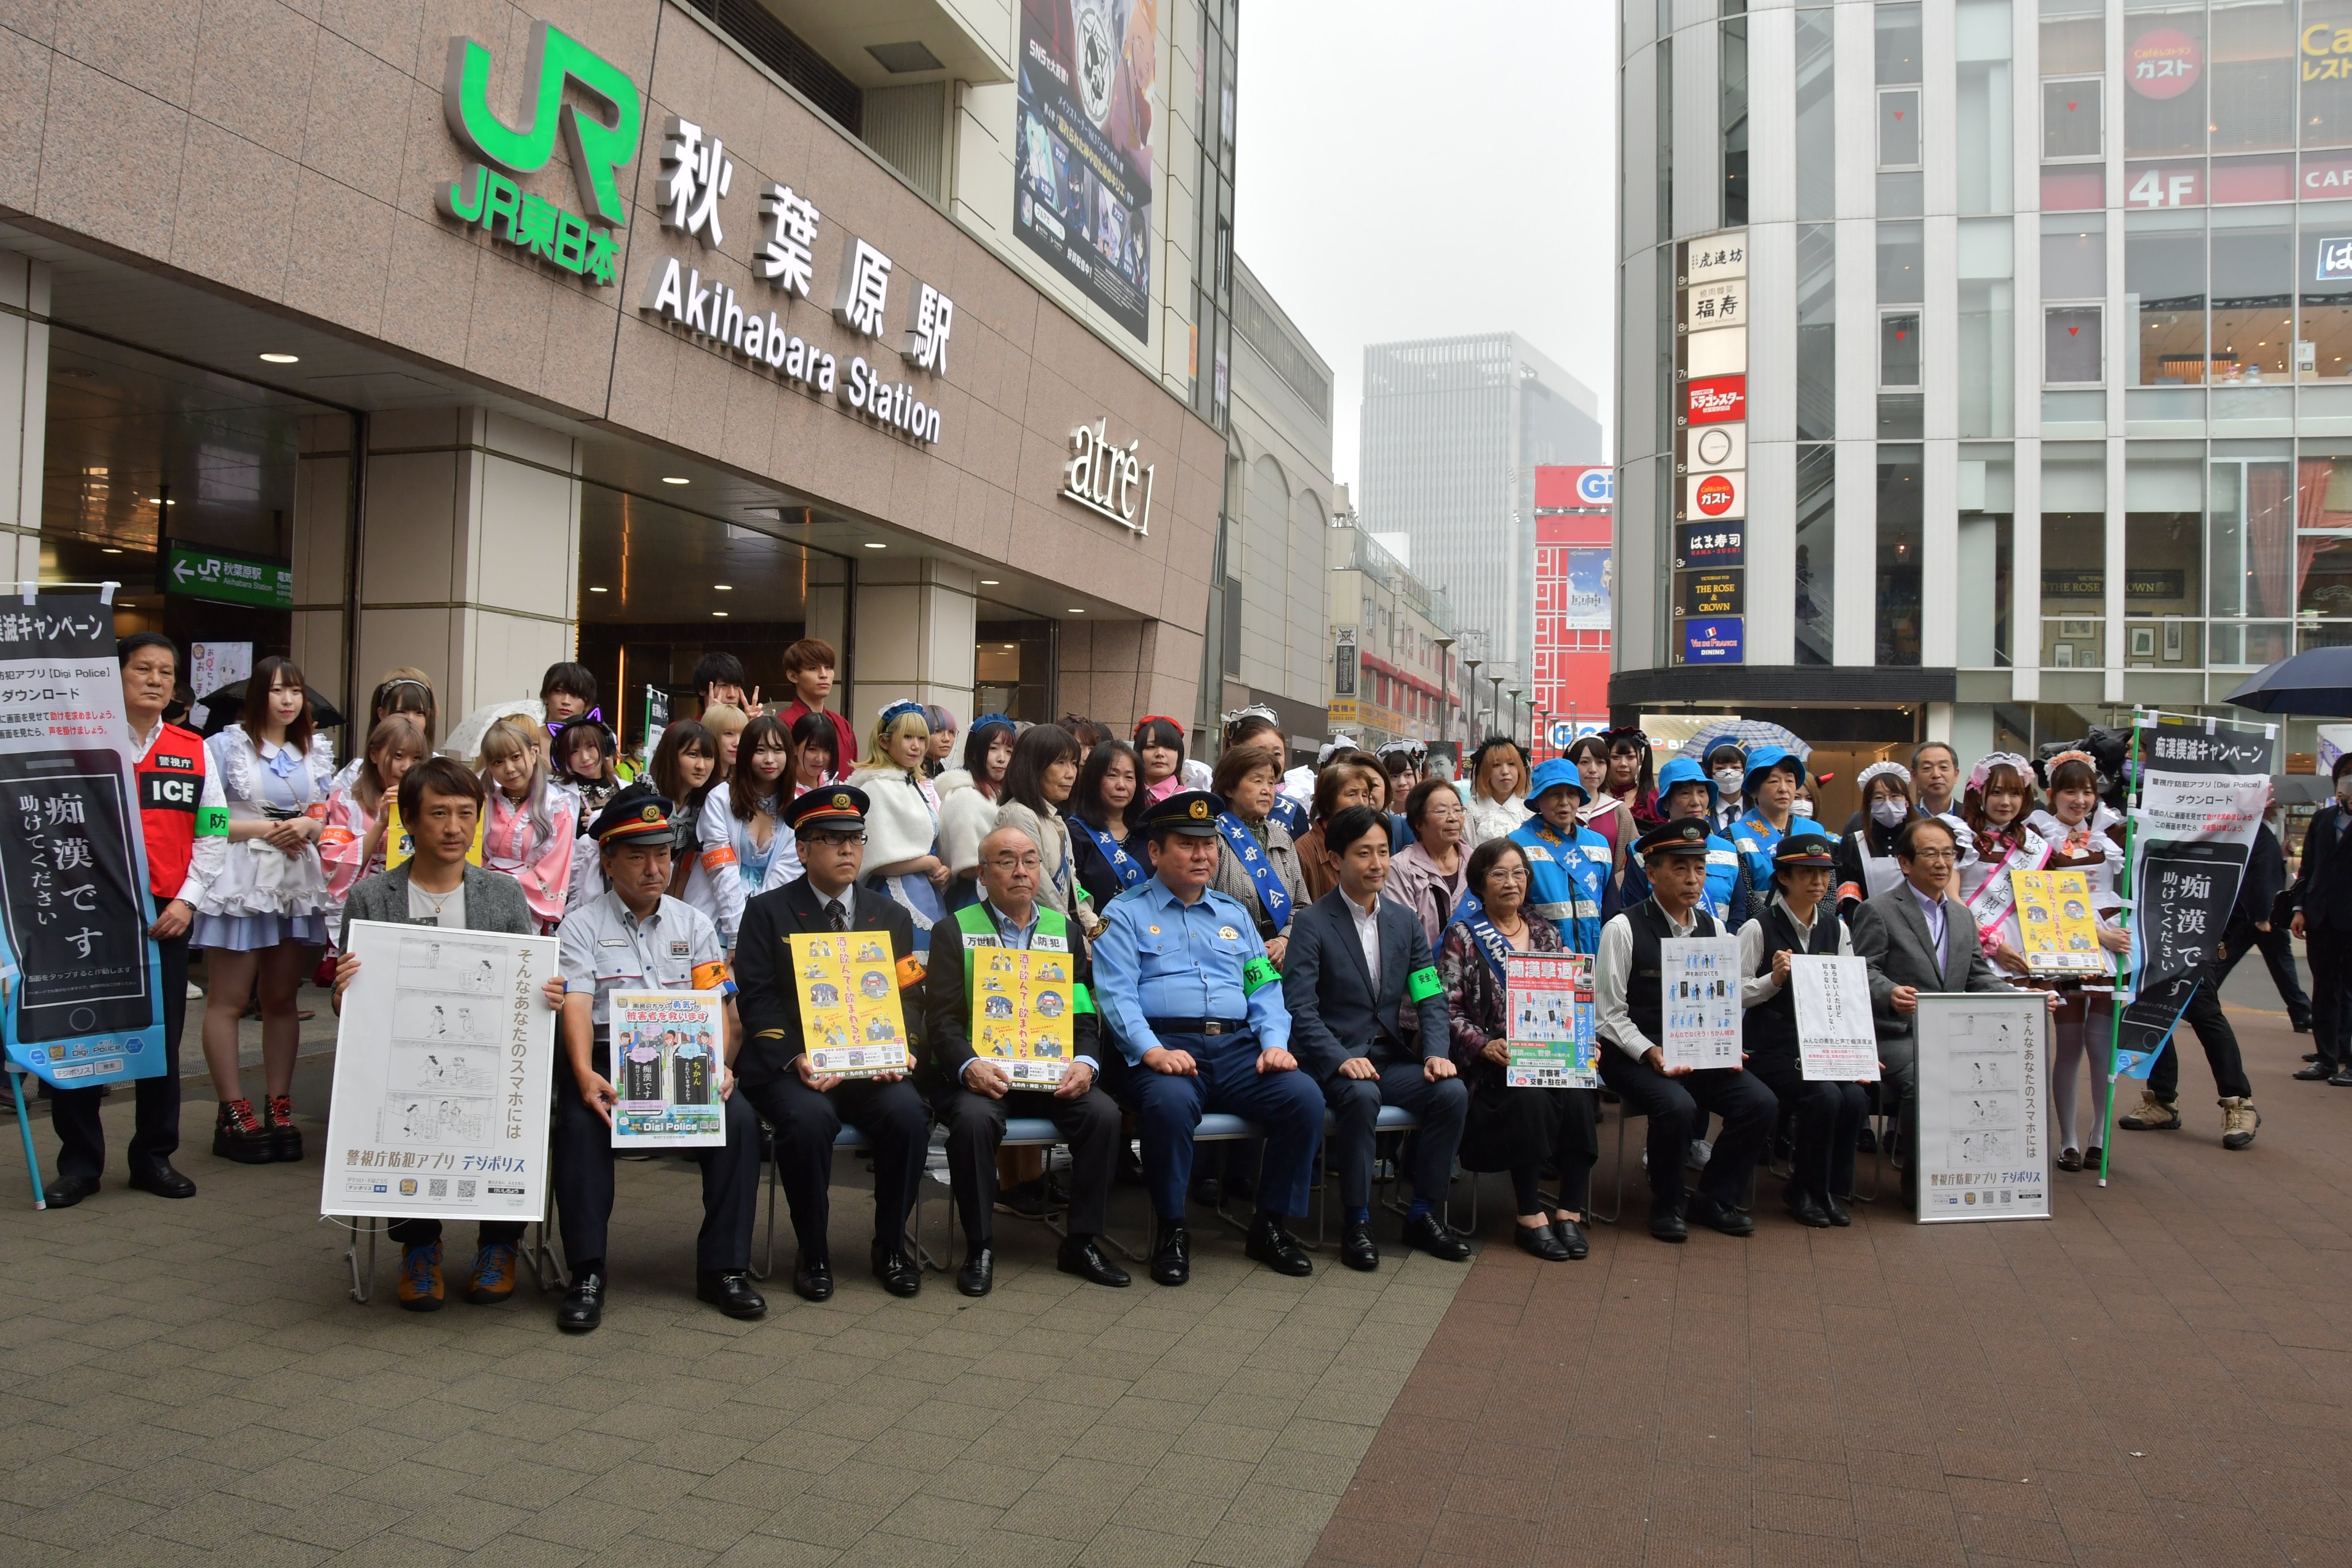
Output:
[1508, 758, 1614, 953]
[551, 790, 765, 1330]
[1624, 757, 1755, 927]
[1093, 790, 1325, 1285]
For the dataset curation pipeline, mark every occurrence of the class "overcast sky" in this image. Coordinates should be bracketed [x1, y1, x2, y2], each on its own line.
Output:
[1231, 0, 1618, 493]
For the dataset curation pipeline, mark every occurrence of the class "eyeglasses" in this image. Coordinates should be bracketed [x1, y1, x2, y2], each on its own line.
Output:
[1906, 847, 1958, 863]
[984, 854, 1043, 872]
[808, 831, 865, 848]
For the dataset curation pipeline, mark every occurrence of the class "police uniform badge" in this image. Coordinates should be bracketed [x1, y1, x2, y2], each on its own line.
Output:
[1218, 926, 1239, 940]
[1189, 799, 1209, 819]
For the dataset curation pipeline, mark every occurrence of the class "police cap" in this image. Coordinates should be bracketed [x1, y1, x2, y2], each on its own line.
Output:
[1138, 789, 1226, 839]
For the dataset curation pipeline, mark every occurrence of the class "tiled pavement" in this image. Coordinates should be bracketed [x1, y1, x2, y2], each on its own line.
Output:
[1312, 982, 2352, 1567]
[6, 966, 2350, 1567]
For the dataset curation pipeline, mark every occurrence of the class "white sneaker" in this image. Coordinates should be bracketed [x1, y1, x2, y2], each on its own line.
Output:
[187, 982, 204, 999]
[1685, 1139, 1712, 1171]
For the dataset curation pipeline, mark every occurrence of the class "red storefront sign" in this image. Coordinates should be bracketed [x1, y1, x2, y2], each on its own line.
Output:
[1684, 375, 1746, 426]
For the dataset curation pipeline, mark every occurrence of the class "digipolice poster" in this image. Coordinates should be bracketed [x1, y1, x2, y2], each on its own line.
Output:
[970, 946, 1077, 1086]
[320, 919, 558, 1221]
[609, 989, 726, 1147]
[1913, 993, 2051, 1222]
[790, 931, 911, 1077]
[1504, 951, 1597, 1087]
[1015, 0, 1156, 342]
[0, 590, 166, 1089]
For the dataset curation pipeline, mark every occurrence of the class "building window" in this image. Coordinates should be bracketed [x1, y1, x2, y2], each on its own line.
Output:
[2042, 76, 2103, 161]
[1959, 216, 2016, 436]
[1958, 447, 2014, 668]
[1794, 10, 1835, 221]
[2210, 0, 2295, 156]
[2297, 447, 2352, 647]
[1722, 15, 1748, 224]
[1796, 444, 1835, 664]
[2208, 454, 2293, 667]
[1797, 224, 1836, 440]
[1956, 0, 2014, 215]
[2122, 10, 2205, 160]
[2041, 442, 2105, 668]
[2306, 0, 2352, 150]
[1879, 88, 1921, 170]
[2046, 306, 2104, 385]
[1877, 445, 1924, 667]
[2211, 206, 2293, 385]
[2126, 208, 2206, 384]
[2124, 446, 2204, 670]
[1881, 310, 1922, 388]
[2303, 202, 2352, 381]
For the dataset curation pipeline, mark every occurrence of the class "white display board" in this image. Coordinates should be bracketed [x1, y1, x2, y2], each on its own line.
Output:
[1790, 955, 1880, 1082]
[1660, 935, 1742, 1069]
[321, 919, 559, 1221]
[1913, 993, 2051, 1223]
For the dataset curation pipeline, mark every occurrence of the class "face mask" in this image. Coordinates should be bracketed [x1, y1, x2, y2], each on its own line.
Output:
[1790, 799, 1815, 819]
[1712, 767, 1743, 796]
[1870, 797, 1910, 827]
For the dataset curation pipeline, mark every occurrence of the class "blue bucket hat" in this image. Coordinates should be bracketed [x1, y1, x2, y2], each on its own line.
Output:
[1654, 755, 1718, 814]
[1742, 744, 1806, 797]
[1527, 756, 1589, 807]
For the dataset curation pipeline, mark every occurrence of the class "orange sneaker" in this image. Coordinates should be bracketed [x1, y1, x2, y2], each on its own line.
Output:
[466, 1242, 519, 1305]
[397, 1243, 445, 1312]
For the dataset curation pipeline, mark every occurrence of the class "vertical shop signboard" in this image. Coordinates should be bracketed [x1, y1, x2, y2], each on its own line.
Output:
[1674, 230, 1747, 666]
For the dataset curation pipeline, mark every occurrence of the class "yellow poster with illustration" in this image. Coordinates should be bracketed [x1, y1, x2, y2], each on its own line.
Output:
[382, 802, 486, 870]
[789, 931, 911, 1077]
[969, 947, 1077, 1087]
[2010, 868, 2106, 975]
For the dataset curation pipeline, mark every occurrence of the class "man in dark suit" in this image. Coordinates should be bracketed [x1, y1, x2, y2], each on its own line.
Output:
[2219, 810, 2312, 1034]
[923, 826, 1129, 1296]
[1851, 816, 2055, 1202]
[1281, 806, 1472, 1272]
[733, 787, 931, 1302]
[2292, 756, 2352, 1083]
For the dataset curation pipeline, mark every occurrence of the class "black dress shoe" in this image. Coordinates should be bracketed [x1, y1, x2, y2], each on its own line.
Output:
[1783, 1186, 1832, 1228]
[556, 1271, 604, 1333]
[2295, 1018, 2314, 1035]
[1649, 1206, 1688, 1242]
[1401, 1211, 1473, 1261]
[1244, 1215, 1313, 1277]
[1550, 1217, 1589, 1259]
[871, 1240, 923, 1297]
[1339, 1219, 1380, 1272]
[127, 1162, 196, 1199]
[1150, 1221, 1190, 1286]
[1823, 1193, 1852, 1227]
[956, 1245, 995, 1298]
[696, 1270, 767, 1319]
[1686, 1194, 1756, 1237]
[1513, 1221, 1571, 1261]
[2295, 1063, 2332, 1080]
[1855, 1126, 1878, 1154]
[2331, 1073, 2352, 1089]
[1057, 1235, 1131, 1287]
[44, 1174, 99, 1209]
[2303, 1051, 2322, 1062]
[1190, 1176, 1225, 1207]
[793, 1256, 834, 1302]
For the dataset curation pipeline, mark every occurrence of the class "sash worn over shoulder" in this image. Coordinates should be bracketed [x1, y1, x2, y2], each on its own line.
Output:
[1074, 818, 1144, 892]
[1216, 811, 1293, 930]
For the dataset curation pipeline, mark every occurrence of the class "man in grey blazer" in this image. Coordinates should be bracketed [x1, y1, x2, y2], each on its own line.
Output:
[1849, 815, 2054, 1205]
[334, 758, 558, 1313]
[1282, 806, 1471, 1271]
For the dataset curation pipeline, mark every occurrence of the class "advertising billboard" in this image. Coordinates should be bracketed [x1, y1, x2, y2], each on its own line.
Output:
[1015, 0, 1156, 343]
[1562, 547, 1612, 632]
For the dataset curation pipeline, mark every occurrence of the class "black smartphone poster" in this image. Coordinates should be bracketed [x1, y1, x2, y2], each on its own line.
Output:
[0, 592, 165, 1087]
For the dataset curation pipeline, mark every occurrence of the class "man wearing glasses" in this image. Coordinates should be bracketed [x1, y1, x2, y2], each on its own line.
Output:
[733, 787, 932, 1302]
[922, 826, 1128, 1295]
[1850, 816, 2056, 1206]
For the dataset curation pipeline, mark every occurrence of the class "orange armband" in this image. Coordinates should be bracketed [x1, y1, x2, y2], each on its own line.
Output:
[700, 845, 737, 873]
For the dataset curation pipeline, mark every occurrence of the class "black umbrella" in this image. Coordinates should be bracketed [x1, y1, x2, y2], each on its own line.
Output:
[2225, 645, 2352, 718]
[194, 679, 346, 737]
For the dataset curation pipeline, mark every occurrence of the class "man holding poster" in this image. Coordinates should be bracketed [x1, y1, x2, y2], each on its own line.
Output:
[1593, 818, 1778, 1242]
[922, 826, 1128, 1296]
[1735, 830, 1870, 1228]
[551, 788, 764, 1331]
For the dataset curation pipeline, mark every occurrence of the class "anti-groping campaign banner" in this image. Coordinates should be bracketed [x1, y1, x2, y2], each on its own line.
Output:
[2115, 714, 2276, 1077]
[0, 590, 165, 1088]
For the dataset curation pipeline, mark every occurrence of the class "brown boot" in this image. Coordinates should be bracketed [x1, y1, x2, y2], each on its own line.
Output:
[2118, 1091, 2181, 1132]
[2219, 1097, 2260, 1151]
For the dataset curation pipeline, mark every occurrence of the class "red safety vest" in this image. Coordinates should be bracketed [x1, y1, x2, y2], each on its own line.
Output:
[136, 723, 212, 900]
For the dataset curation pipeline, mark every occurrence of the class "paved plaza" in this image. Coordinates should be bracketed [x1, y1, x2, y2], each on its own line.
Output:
[2, 966, 2346, 1567]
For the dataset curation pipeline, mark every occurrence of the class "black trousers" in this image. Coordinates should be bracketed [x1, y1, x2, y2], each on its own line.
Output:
[926, 1079, 1120, 1244]
[386, 1218, 526, 1249]
[2146, 965, 2253, 1101]
[2310, 925, 2352, 1072]
[739, 1070, 928, 1262]
[1746, 1053, 1867, 1202]
[1457, 1079, 1597, 1215]
[51, 931, 187, 1183]
[1594, 1050, 1777, 1213]
[2216, 915, 2311, 1027]
[1322, 1063, 1469, 1210]
[551, 1063, 761, 1273]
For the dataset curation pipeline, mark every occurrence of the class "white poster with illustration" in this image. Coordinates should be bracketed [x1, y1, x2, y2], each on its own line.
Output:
[1913, 992, 2050, 1223]
[1659, 935, 1742, 1070]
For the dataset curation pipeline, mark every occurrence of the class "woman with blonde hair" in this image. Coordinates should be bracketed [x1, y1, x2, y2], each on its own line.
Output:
[849, 700, 948, 957]
[1461, 737, 1531, 849]
[478, 713, 577, 933]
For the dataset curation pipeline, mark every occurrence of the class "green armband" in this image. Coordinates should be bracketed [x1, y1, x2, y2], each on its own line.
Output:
[1071, 982, 1096, 1015]
[195, 805, 229, 838]
[1406, 965, 1444, 1004]
[1243, 956, 1281, 996]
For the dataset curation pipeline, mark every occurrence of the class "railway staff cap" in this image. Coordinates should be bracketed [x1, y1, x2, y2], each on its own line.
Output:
[1773, 829, 1838, 869]
[591, 786, 675, 845]
[1637, 816, 1715, 860]
[786, 785, 870, 836]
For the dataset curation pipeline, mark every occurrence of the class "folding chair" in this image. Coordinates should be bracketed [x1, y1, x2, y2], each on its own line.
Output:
[912, 1114, 1067, 1271]
[752, 1120, 870, 1281]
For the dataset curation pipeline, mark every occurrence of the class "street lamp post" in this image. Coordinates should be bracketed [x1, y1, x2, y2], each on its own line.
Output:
[1508, 688, 1523, 753]
[1435, 635, 1456, 753]
[1488, 675, 1504, 745]
[1463, 656, 1482, 746]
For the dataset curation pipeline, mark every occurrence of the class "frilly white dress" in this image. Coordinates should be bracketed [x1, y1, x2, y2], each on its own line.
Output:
[191, 726, 338, 951]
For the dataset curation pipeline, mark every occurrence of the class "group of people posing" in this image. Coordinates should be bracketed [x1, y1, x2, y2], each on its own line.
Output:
[54, 637, 2308, 1327]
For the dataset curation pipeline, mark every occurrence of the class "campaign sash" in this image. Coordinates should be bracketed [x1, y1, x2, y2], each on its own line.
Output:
[1074, 816, 1144, 893]
[1461, 913, 1516, 985]
[1216, 811, 1293, 930]
[1966, 828, 2049, 948]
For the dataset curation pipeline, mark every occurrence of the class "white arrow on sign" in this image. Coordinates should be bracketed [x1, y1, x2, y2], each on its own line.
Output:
[172, 558, 193, 584]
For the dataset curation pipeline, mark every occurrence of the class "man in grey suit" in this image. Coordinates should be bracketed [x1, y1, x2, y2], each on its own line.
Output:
[334, 757, 562, 1312]
[1850, 815, 2056, 1205]
[1281, 806, 1471, 1271]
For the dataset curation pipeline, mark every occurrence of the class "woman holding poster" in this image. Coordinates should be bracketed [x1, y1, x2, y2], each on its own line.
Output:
[2027, 752, 2132, 1171]
[1438, 838, 1595, 1263]
[1736, 830, 1867, 1229]
[1958, 753, 2043, 976]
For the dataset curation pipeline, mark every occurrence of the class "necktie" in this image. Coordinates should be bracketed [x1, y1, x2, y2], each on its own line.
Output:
[825, 899, 846, 933]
